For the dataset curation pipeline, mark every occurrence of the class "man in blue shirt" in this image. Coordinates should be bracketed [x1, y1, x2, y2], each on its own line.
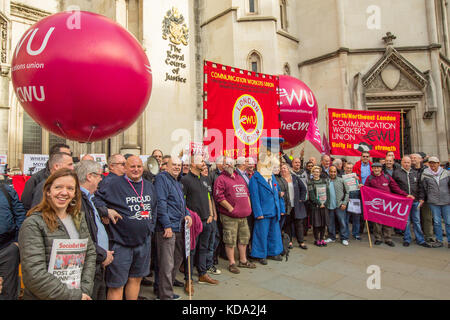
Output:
[76, 160, 113, 300]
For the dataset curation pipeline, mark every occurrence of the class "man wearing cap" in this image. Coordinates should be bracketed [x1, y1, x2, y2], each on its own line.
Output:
[214, 158, 256, 273]
[365, 162, 413, 247]
[420, 156, 450, 248]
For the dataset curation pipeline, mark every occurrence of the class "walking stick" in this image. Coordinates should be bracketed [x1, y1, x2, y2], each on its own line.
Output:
[366, 220, 372, 248]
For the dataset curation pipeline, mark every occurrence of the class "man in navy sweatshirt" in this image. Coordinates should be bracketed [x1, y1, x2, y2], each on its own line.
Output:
[155, 156, 192, 300]
[95, 155, 157, 300]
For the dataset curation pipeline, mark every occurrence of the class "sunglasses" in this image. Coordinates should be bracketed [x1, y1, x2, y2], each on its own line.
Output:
[112, 162, 126, 166]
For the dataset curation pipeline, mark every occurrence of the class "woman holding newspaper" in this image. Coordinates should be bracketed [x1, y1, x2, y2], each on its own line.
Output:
[18, 169, 96, 300]
[307, 166, 330, 247]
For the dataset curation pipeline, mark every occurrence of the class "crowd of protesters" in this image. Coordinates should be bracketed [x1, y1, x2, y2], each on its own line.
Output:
[0, 143, 449, 300]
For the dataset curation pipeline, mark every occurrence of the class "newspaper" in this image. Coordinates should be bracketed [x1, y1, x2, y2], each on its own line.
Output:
[348, 199, 362, 214]
[342, 173, 359, 192]
[316, 184, 327, 205]
[48, 239, 88, 290]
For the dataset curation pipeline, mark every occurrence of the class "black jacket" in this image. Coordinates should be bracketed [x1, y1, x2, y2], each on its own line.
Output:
[320, 166, 330, 179]
[392, 167, 424, 200]
[275, 174, 307, 220]
[21, 166, 50, 212]
[81, 193, 108, 265]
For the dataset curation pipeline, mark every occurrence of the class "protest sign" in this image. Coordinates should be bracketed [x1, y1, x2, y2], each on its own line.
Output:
[316, 184, 327, 205]
[23, 154, 49, 175]
[203, 61, 280, 161]
[80, 154, 107, 167]
[342, 173, 359, 192]
[185, 219, 190, 259]
[361, 186, 413, 230]
[328, 108, 401, 159]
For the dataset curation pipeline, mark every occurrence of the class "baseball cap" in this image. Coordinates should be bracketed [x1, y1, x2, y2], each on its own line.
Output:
[428, 156, 440, 163]
[372, 162, 383, 168]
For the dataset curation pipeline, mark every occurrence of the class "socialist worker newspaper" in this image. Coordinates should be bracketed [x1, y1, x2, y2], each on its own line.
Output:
[48, 239, 88, 289]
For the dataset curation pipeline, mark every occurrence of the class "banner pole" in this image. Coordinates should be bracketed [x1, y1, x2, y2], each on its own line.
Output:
[401, 109, 405, 157]
[188, 255, 192, 300]
[366, 220, 373, 248]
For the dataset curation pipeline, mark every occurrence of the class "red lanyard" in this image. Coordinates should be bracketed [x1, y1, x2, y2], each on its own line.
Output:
[127, 178, 144, 208]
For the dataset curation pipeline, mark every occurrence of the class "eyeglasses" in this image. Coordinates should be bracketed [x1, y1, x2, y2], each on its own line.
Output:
[112, 162, 126, 166]
[162, 162, 168, 166]
[90, 172, 102, 177]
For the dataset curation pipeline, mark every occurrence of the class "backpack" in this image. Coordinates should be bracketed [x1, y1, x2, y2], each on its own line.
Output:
[280, 231, 290, 262]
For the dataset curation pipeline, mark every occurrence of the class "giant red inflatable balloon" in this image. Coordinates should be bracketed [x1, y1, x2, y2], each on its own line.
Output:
[279, 75, 318, 150]
[11, 11, 152, 142]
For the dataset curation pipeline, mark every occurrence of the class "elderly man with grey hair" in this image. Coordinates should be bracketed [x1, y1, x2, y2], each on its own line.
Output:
[236, 157, 250, 185]
[332, 158, 344, 176]
[320, 155, 331, 178]
[76, 160, 113, 300]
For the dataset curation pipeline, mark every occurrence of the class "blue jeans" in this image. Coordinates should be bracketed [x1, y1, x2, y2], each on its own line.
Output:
[196, 221, 215, 276]
[403, 201, 425, 244]
[429, 204, 450, 243]
[206, 220, 218, 269]
[327, 208, 349, 240]
[346, 211, 361, 238]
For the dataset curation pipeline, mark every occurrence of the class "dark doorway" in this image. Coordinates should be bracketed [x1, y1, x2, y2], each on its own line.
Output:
[400, 110, 412, 157]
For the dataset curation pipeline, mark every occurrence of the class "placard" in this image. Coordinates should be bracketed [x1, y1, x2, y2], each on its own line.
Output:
[342, 173, 359, 192]
[328, 108, 401, 159]
[80, 154, 107, 166]
[23, 154, 49, 175]
[316, 184, 327, 205]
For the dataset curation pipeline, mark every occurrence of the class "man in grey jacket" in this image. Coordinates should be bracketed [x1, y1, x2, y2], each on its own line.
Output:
[325, 166, 350, 246]
[421, 157, 450, 248]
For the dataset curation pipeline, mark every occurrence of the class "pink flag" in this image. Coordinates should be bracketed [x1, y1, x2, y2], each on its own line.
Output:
[305, 116, 323, 153]
[321, 132, 331, 155]
[361, 186, 413, 230]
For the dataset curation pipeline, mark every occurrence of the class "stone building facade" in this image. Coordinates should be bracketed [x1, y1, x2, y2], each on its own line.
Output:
[0, 0, 448, 170]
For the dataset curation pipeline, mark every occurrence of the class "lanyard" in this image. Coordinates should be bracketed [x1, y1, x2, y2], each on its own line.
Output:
[127, 178, 144, 208]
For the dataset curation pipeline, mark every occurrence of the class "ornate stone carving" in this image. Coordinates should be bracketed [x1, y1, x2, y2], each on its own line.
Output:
[362, 46, 428, 90]
[366, 74, 389, 92]
[10, 2, 51, 22]
[0, 17, 7, 64]
[396, 74, 420, 91]
[382, 32, 397, 46]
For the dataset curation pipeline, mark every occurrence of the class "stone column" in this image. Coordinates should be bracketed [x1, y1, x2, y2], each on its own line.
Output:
[0, 5, 11, 163]
[426, 0, 448, 159]
[117, 0, 142, 155]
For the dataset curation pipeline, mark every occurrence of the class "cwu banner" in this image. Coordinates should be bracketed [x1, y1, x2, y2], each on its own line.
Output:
[203, 61, 280, 161]
[360, 186, 413, 230]
[328, 108, 401, 159]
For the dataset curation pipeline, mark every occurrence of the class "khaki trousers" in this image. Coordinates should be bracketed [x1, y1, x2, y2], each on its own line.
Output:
[373, 223, 393, 241]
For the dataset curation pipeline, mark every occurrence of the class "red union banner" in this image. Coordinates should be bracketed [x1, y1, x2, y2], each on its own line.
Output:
[203, 61, 280, 161]
[361, 186, 413, 230]
[328, 108, 401, 159]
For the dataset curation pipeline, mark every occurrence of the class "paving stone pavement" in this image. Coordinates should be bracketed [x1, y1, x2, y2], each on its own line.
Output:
[140, 233, 450, 300]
